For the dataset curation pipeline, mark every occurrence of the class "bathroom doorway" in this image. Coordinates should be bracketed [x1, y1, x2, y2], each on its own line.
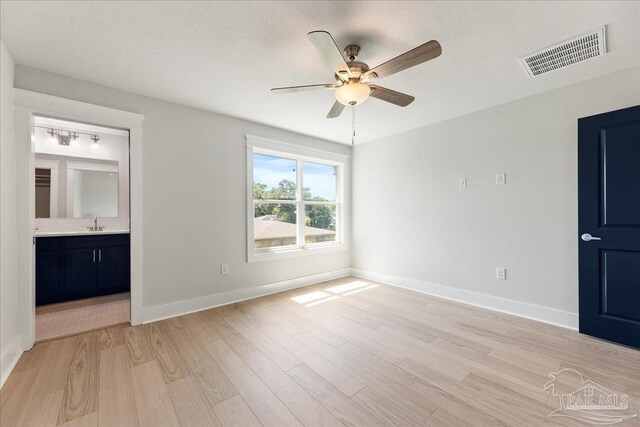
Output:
[15, 89, 144, 351]
[33, 116, 131, 341]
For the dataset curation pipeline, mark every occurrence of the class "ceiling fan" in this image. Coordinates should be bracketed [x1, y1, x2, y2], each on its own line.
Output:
[271, 31, 442, 119]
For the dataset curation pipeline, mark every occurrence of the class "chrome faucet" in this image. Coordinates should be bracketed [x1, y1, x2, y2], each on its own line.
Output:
[87, 217, 105, 232]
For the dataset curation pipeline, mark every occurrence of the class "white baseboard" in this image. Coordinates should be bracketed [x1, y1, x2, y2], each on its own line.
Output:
[142, 268, 352, 324]
[1, 335, 23, 389]
[351, 268, 579, 330]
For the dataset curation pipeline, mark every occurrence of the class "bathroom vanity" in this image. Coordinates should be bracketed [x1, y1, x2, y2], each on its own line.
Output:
[36, 233, 130, 305]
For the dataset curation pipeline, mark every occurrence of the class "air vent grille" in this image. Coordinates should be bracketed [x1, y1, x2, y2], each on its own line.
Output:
[520, 27, 606, 77]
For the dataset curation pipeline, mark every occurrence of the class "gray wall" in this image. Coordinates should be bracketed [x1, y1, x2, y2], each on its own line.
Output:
[352, 66, 640, 319]
[1, 42, 18, 384]
[14, 65, 351, 310]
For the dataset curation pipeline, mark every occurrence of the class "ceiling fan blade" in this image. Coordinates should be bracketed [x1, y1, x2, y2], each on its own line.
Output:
[308, 31, 351, 76]
[364, 40, 441, 80]
[271, 83, 337, 94]
[326, 101, 345, 119]
[368, 85, 415, 107]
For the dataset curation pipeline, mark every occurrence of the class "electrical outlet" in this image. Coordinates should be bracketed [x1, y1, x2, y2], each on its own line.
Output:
[459, 178, 467, 188]
[496, 267, 506, 280]
[221, 264, 229, 275]
[496, 173, 506, 185]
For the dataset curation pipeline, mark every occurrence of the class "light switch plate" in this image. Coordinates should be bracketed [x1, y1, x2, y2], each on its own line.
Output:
[496, 267, 506, 280]
[459, 178, 467, 188]
[221, 264, 229, 275]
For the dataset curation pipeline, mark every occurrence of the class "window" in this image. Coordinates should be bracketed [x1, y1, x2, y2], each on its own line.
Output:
[247, 136, 347, 261]
[303, 161, 337, 244]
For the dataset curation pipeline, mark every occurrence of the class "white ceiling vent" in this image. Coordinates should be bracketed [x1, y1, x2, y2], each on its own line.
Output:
[520, 27, 606, 78]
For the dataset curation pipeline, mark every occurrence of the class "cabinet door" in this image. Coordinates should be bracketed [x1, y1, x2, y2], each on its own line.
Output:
[36, 250, 60, 305]
[97, 245, 130, 291]
[63, 247, 98, 294]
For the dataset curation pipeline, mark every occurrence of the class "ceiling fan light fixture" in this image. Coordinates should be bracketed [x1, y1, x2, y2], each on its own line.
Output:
[271, 31, 442, 120]
[335, 81, 370, 106]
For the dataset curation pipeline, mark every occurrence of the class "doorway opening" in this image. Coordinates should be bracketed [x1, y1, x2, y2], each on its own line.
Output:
[33, 116, 131, 342]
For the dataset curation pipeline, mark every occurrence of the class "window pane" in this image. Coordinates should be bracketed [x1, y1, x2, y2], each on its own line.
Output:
[305, 204, 336, 244]
[254, 203, 297, 248]
[303, 162, 336, 202]
[253, 154, 296, 200]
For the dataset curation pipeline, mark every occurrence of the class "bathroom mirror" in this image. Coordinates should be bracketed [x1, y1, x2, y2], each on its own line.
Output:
[72, 169, 119, 218]
[34, 154, 121, 220]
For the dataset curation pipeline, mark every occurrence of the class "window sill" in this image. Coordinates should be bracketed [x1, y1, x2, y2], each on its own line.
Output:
[248, 243, 347, 263]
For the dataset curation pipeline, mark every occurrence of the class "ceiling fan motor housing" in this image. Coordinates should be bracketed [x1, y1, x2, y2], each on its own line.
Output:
[347, 61, 369, 77]
[335, 61, 370, 83]
[344, 44, 360, 61]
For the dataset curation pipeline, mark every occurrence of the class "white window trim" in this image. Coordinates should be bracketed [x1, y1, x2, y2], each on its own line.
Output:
[246, 135, 349, 262]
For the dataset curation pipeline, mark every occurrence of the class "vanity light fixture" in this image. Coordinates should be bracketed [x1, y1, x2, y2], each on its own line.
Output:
[40, 126, 99, 147]
[58, 132, 71, 146]
[45, 128, 80, 146]
[58, 131, 78, 146]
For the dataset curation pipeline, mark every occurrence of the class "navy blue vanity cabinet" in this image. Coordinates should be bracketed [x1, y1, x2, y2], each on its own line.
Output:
[63, 246, 98, 294]
[36, 234, 130, 305]
[35, 237, 62, 305]
[97, 245, 130, 290]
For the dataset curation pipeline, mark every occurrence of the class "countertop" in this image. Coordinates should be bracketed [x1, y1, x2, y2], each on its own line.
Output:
[35, 230, 130, 237]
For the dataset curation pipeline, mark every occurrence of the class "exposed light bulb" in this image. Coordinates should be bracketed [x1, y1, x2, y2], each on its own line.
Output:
[46, 129, 57, 144]
[335, 82, 370, 106]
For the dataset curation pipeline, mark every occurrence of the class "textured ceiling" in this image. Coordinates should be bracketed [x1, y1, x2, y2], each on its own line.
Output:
[2, 1, 639, 144]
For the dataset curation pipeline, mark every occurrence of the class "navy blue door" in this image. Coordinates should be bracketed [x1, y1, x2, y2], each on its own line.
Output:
[578, 105, 640, 349]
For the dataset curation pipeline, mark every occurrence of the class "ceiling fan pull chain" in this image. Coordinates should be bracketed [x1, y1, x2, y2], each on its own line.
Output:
[351, 105, 356, 146]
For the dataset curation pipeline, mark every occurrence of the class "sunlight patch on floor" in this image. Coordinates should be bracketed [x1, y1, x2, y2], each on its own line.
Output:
[343, 284, 378, 296]
[325, 280, 371, 294]
[306, 296, 339, 307]
[291, 291, 330, 304]
[292, 280, 378, 308]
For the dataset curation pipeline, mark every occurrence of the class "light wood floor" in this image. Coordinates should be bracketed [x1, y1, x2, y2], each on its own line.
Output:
[2, 277, 639, 427]
[36, 293, 130, 342]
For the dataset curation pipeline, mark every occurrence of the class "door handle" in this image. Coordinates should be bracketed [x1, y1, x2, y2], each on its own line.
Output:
[581, 233, 602, 242]
[93, 249, 96, 262]
[99, 249, 101, 262]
